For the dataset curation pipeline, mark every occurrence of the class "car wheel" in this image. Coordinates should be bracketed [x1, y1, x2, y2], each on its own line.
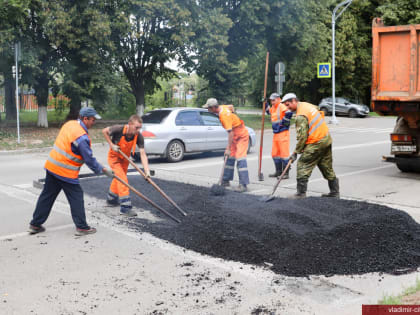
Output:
[320, 107, 329, 116]
[247, 137, 252, 153]
[348, 109, 358, 118]
[166, 140, 185, 162]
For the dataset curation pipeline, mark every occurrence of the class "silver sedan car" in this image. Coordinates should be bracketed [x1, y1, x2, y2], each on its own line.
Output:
[319, 97, 370, 118]
[134, 107, 256, 162]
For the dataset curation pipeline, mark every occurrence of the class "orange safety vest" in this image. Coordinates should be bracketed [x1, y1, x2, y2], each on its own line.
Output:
[270, 102, 288, 124]
[108, 125, 138, 160]
[296, 102, 329, 144]
[44, 120, 89, 179]
[219, 105, 244, 129]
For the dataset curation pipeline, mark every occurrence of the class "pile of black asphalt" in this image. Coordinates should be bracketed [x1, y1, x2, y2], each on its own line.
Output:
[82, 176, 420, 277]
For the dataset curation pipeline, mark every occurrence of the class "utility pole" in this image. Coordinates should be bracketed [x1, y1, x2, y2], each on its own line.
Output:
[331, 0, 353, 125]
[14, 42, 21, 143]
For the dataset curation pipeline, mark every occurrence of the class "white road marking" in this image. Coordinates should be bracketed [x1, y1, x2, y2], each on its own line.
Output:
[13, 183, 32, 189]
[157, 140, 390, 171]
[0, 224, 74, 241]
[330, 127, 393, 134]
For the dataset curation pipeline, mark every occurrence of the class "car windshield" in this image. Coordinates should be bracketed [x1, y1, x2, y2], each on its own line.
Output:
[142, 110, 171, 124]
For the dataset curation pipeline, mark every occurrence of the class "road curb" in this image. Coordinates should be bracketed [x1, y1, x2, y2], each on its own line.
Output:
[0, 142, 107, 156]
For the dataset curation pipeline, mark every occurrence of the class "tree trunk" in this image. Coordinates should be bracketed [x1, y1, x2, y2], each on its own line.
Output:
[66, 96, 81, 121]
[134, 86, 145, 116]
[4, 72, 16, 120]
[37, 106, 48, 128]
[35, 75, 50, 128]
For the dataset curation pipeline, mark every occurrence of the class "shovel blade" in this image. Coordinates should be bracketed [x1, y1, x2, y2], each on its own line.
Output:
[258, 173, 264, 181]
[260, 194, 275, 202]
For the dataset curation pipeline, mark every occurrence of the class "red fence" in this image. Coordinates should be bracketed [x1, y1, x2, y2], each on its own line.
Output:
[0, 94, 69, 112]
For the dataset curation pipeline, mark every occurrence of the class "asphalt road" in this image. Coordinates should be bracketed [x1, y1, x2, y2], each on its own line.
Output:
[1, 115, 420, 315]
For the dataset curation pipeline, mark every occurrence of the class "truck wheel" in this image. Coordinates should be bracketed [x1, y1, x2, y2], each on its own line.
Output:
[395, 157, 420, 173]
[348, 109, 358, 118]
[166, 140, 185, 162]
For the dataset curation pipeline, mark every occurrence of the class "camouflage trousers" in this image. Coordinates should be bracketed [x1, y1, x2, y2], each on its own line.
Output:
[296, 134, 336, 181]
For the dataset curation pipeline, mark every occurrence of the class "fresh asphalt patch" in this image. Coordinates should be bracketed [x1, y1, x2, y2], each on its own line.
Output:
[81, 176, 420, 277]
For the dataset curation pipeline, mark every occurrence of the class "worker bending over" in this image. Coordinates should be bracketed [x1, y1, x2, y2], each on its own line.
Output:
[282, 93, 339, 199]
[265, 93, 293, 178]
[204, 98, 250, 192]
[29, 107, 113, 236]
[102, 114, 151, 216]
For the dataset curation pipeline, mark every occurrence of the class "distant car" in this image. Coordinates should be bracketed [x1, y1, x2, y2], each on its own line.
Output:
[133, 107, 256, 162]
[318, 97, 370, 118]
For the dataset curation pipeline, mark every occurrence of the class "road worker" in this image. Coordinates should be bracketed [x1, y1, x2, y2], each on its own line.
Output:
[203, 98, 250, 192]
[282, 93, 339, 198]
[265, 93, 293, 178]
[102, 114, 151, 217]
[29, 107, 113, 236]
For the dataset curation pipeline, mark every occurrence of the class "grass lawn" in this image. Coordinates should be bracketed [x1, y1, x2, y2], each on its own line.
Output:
[240, 114, 272, 130]
[0, 111, 284, 151]
[379, 278, 420, 304]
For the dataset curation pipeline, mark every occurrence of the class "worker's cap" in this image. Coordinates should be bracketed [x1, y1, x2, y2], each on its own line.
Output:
[79, 107, 101, 119]
[269, 93, 281, 100]
[202, 98, 218, 109]
[281, 93, 297, 103]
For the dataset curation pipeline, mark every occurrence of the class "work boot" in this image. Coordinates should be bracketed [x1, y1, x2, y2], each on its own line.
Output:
[290, 179, 307, 199]
[234, 184, 247, 193]
[75, 227, 97, 236]
[322, 178, 340, 198]
[221, 180, 230, 187]
[120, 208, 138, 217]
[269, 162, 281, 178]
[106, 198, 119, 206]
[280, 164, 291, 180]
[28, 224, 46, 235]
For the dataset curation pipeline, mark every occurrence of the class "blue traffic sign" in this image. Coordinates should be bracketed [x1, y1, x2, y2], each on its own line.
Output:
[317, 63, 331, 78]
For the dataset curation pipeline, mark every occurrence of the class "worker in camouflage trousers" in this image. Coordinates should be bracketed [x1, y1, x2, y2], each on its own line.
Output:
[282, 93, 339, 199]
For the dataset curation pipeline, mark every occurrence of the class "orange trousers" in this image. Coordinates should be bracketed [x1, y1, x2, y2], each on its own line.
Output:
[271, 131, 290, 159]
[108, 156, 130, 199]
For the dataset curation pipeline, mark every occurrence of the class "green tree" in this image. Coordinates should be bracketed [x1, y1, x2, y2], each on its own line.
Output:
[107, 0, 196, 116]
[45, 0, 114, 120]
[0, 0, 30, 121]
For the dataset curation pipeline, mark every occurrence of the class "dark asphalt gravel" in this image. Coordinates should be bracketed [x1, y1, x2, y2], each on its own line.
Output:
[81, 176, 420, 277]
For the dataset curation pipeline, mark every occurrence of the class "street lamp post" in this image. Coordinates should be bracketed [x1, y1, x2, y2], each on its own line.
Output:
[331, 0, 353, 125]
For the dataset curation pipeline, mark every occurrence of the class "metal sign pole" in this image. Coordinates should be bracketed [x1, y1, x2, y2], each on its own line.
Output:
[15, 42, 20, 144]
[331, 0, 352, 125]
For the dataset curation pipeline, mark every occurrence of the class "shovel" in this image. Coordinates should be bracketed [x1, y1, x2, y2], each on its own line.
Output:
[210, 155, 228, 196]
[118, 149, 187, 217]
[260, 159, 293, 202]
[112, 173, 181, 223]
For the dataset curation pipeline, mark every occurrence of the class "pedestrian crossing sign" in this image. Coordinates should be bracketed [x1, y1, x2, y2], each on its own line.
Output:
[317, 63, 331, 78]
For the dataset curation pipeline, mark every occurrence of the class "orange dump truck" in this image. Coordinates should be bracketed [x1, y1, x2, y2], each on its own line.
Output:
[372, 18, 420, 172]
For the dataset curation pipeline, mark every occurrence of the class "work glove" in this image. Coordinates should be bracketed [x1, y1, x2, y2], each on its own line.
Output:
[111, 144, 120, 152]
[224, 149, 231, 158]
[103, 168, 114, 178]
[289, 152, 298, 163]
[145, 170, 151, 179]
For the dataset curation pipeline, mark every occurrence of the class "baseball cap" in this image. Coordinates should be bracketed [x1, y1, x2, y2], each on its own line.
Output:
[269, 93, 280, 100]
[202, 98, 218, 109]
[281, 93, 297, 103]
[79, 107, 101, 119]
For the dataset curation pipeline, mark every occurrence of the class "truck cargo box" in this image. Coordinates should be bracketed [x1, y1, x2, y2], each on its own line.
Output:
[372, 18, 420, 125]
